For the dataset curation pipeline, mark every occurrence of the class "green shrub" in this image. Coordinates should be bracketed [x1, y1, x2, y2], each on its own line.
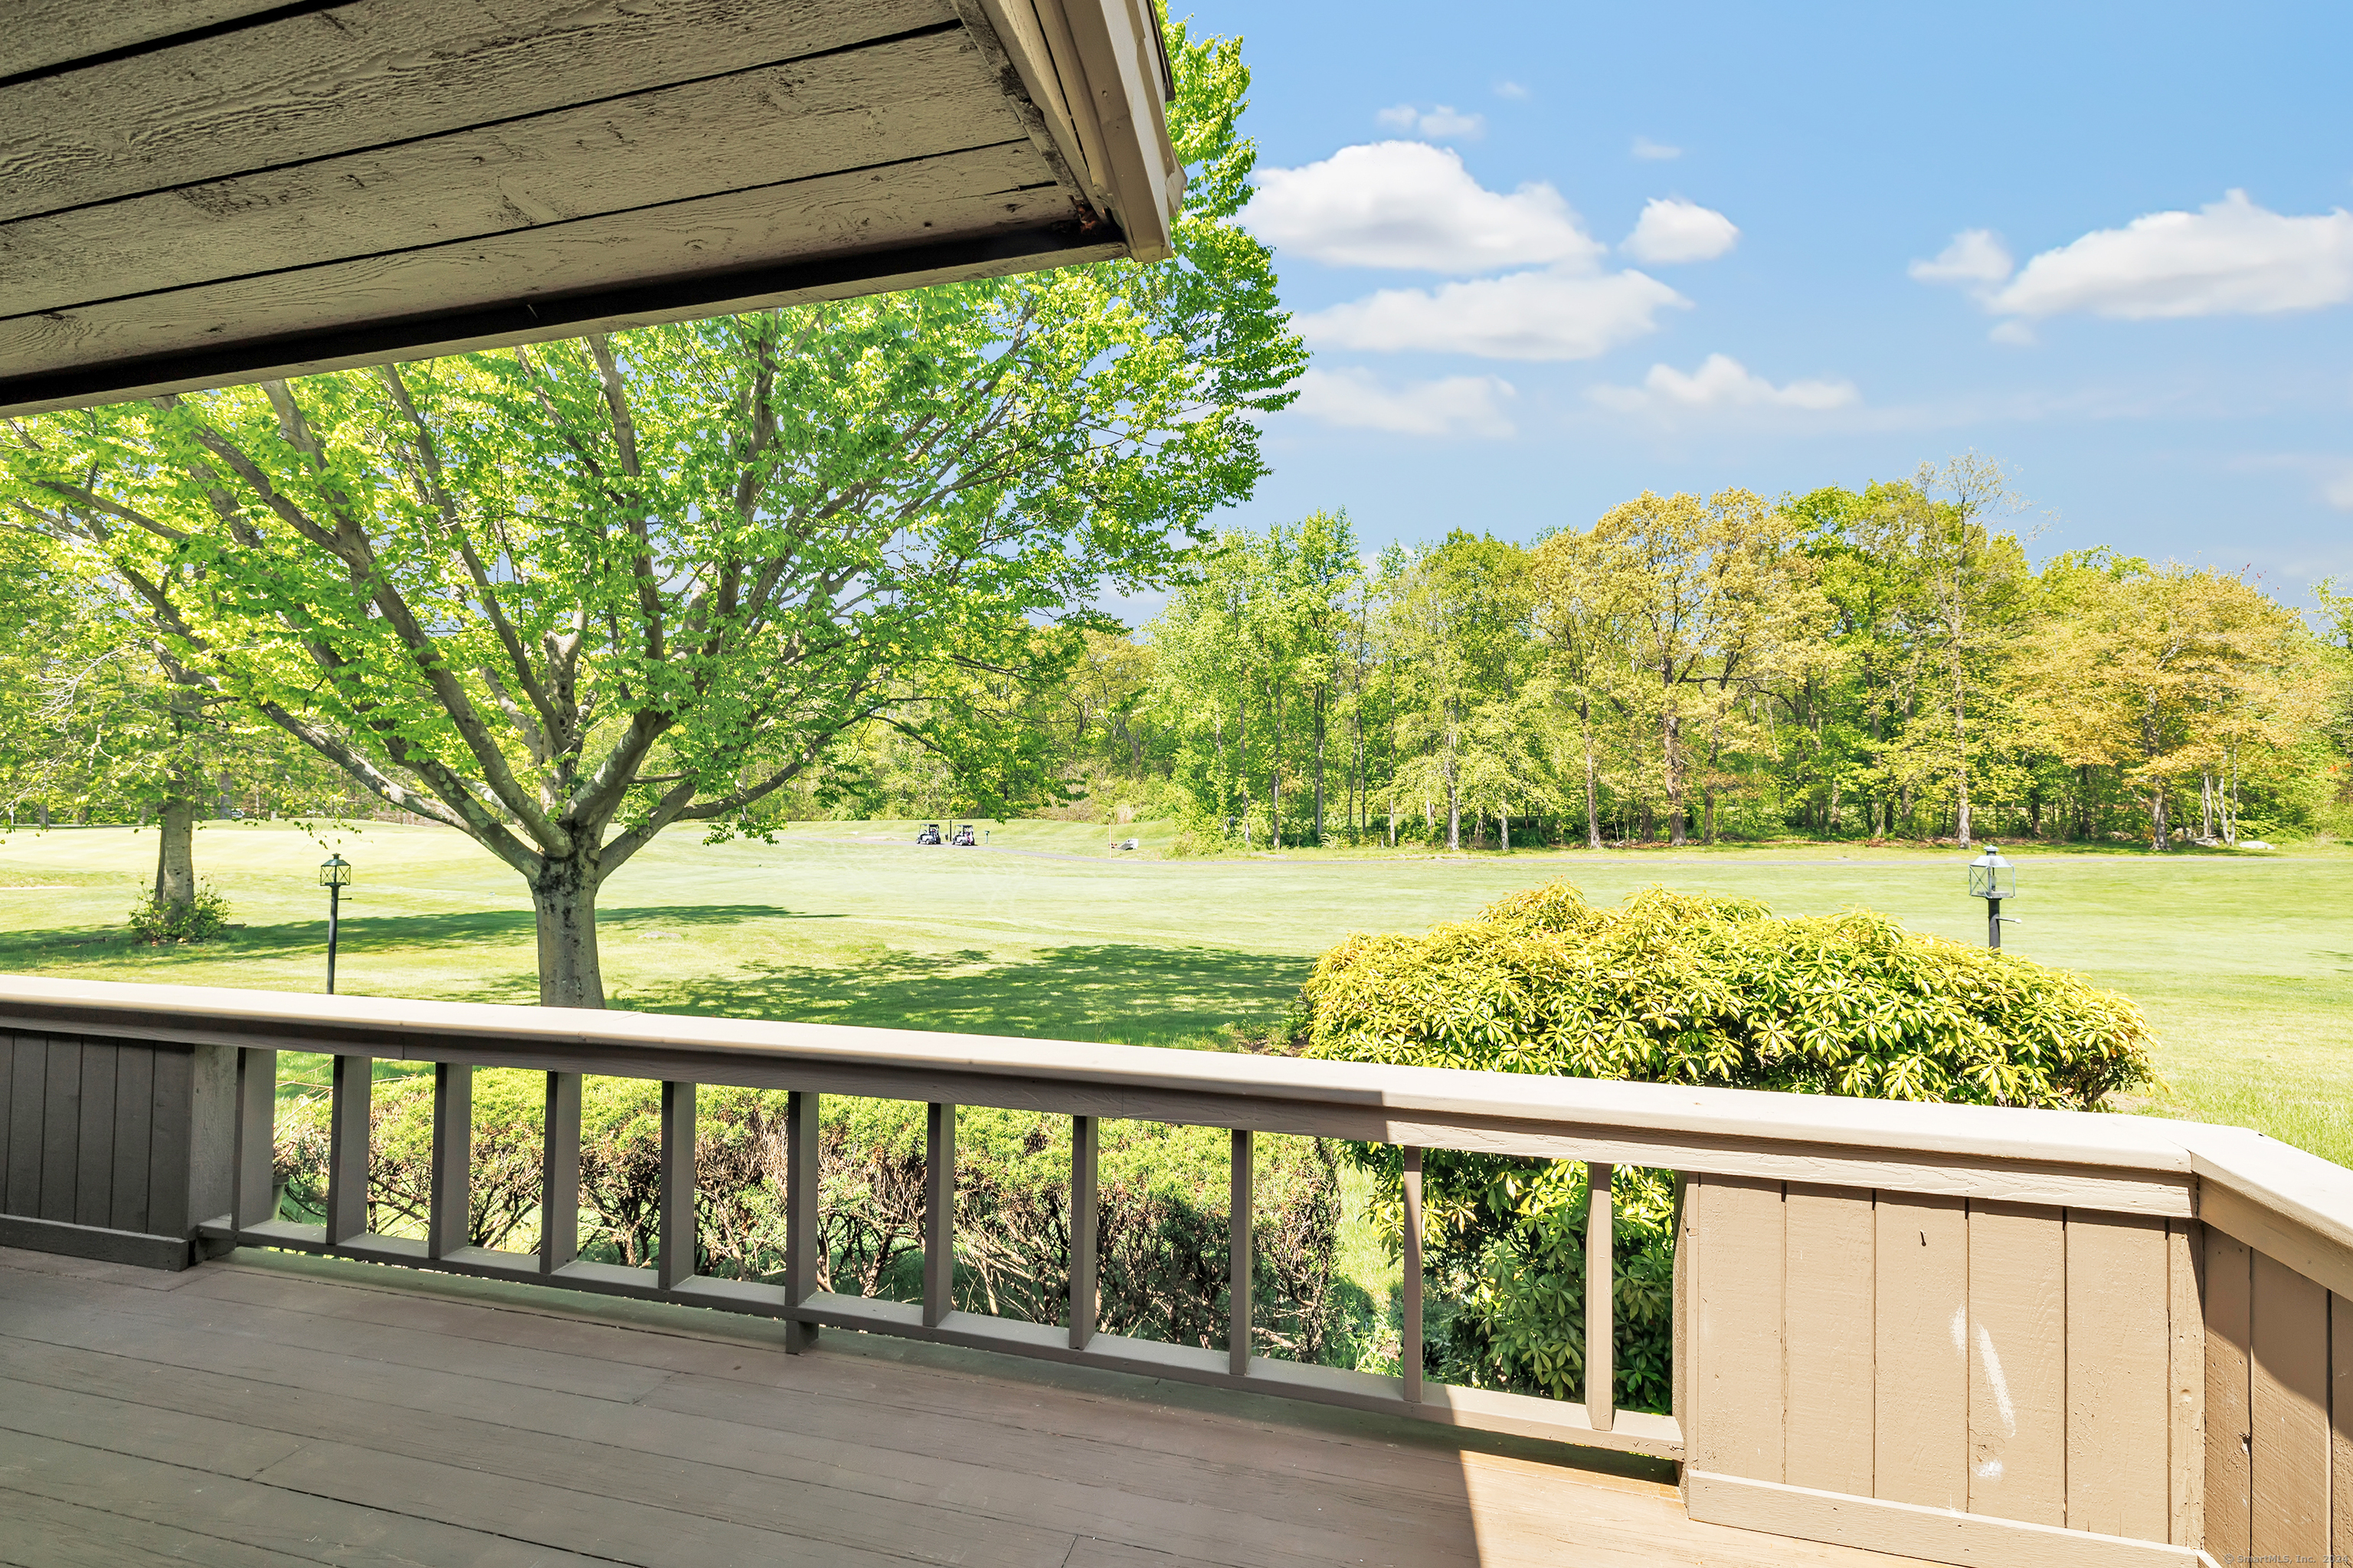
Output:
[276, 1075, 1340, 1359]
[1303, 881, 2153, 1107]
[1301, 881, 2157, 1412]
[126, 885, 231, 944]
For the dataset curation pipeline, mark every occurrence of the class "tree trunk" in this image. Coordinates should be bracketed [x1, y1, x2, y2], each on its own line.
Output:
[1312, 686, 1326, 844]
[1582, 696, 1601, 849]
[1270, 677, 1283, 853]
[532, 860, 606, 1007]
[153, 797, 199, 912]
[1664, 711, 1686, 846]
[1500, 807, 1510, 853]
[1702, 724, 1724, 846]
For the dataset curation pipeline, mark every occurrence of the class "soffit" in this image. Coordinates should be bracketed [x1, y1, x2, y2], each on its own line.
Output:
[0, 0, 1180, 415]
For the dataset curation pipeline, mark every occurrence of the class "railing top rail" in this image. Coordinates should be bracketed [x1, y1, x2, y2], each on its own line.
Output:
[0, 974, 2244, 1180]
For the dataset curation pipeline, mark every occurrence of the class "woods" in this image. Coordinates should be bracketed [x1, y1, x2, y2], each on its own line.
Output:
[975, 459, 2343, 853]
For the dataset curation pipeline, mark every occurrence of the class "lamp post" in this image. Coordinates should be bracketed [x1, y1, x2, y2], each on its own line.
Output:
[319, 853, 352, 993]
[1965, 843, 2015, 949]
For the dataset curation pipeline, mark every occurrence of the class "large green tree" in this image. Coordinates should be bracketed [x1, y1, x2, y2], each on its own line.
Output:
[1, 26, 1301, 1005]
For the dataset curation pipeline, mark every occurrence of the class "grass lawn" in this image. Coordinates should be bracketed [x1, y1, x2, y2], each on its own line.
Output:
[1, 818, 2345, 1161]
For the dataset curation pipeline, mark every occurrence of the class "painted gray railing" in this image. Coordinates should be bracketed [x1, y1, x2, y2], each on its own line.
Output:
[8, 975, 2353, 1567]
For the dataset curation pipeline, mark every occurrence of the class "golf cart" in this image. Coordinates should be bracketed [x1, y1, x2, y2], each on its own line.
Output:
[915, 823, 943, 845]
[951, 824, 979, 846]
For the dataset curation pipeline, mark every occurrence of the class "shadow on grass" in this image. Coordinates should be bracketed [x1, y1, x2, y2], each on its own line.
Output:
[623, 942, 1314, 1047]
[0, 901, 1307, 1047]
[0, 902, 840, 963]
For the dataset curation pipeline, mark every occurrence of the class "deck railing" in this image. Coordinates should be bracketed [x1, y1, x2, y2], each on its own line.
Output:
[4, 974, 2348, 1568]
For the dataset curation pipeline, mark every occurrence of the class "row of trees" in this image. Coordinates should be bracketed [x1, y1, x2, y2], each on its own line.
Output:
[983, 459, 2338, 853]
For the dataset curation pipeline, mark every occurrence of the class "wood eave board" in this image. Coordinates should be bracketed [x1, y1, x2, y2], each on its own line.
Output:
[0, 0, 1120, 414]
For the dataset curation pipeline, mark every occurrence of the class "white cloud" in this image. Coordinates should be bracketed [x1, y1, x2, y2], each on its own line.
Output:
[1290, 368, 1518, 437]
[1494, 80, 1530, 100]
[1910, 229, 2014, 286]
[1248, 142, 1600, 272]
[1591, 354, 1858, 414]
[1298, 269, 1687, 361]
[1631, 136, 1682, 162]
[1622, 198, 1739, 264]
[1916, 193, 2353, 322]
[1374, 103, 1485, 140]
[2325, 469, 2353, 512]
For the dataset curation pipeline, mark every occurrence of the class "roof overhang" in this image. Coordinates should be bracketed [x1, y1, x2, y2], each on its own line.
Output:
[0, 0, 1183, 417]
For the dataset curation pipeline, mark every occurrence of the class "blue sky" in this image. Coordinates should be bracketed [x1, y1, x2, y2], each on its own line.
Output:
[1177, 1, 2353, 603]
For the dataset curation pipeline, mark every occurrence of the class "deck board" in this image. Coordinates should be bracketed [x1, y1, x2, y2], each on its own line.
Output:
[0, 1246, 1923, 1568]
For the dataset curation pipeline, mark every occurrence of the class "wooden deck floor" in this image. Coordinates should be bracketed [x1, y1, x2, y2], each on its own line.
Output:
[0, 1246, 1921, 1568]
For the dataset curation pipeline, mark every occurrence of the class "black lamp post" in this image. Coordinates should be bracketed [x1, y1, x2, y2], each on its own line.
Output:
[1966, 843, 2015, 949]
[319, 853, 352, 993]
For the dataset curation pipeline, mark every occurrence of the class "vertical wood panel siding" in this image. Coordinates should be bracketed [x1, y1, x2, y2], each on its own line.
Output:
[2332, 1291, 2353, 1564]
[1690, 1174, 2181, 1550]
[2249, 1251, 2328, 1557]
[1692, 1174, 1785, 1478]
[1873, 1191, 1968, 1510]
[2196, 1236, 2353, 1561]
[40, 1038, 80, 1223]
[1782, 1183, 1873, 1495]
[73, 1039, 117, 1229]
[2168, 1218, 2206, 1549]
[1967, 1200, 2067, 1527]
[2065, 1212, 2170, 1540]
[0, 1032, 201, 1241]
[5, 1036, 41, 1213]
[2205, 1228, 2256, 1560]
[0, 1033, 15, 1210]
[110, 1045, 154, 1234]
[146, 1044, 195, 1239]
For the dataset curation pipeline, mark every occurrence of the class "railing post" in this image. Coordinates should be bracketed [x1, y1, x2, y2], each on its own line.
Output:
[1069, 1115, 1098, 1350]
[1402, 1145, 1424, 1403]
[784, 1089, 819, 1353]
[657, 1080, 695, 1289]
[1587, 1159, 1615, 1433]
[233, 1048, 277, 1232]
[925, 1102, 955, 1327]
[428, 1061, 471, 1259]
[1229, 1128, 1253, 1377]
[324, 1054, 371, 1245]
[540, 1071, 581, 1275]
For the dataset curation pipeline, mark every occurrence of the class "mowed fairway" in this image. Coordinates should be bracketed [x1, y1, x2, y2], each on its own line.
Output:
[0, 820, 2345, 1160]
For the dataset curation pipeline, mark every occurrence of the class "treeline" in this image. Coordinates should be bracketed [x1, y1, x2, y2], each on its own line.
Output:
[794, 457, 2348, 850]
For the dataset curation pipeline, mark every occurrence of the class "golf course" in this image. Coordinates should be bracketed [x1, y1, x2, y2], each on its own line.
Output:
[0, 818, 2342, 1162]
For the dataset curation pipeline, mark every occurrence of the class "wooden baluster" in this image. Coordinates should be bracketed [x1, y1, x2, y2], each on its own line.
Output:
[324, 1054, 371, 1245]
[784, 1089, 819, 1352]
[1229, 1128, 1253, 1377]
[233, 1047, 277, 1234]
[658, 1080, 695, 1288]
[1587, 1159, 1615, 1433]
[1069, 1115, 1098, 1350]
[540, 1071, 581, 1275]
[924, 1102, 955, 1327]
[428, 1061, 471, 1260]
[1402, 1145, 1424, 1403]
